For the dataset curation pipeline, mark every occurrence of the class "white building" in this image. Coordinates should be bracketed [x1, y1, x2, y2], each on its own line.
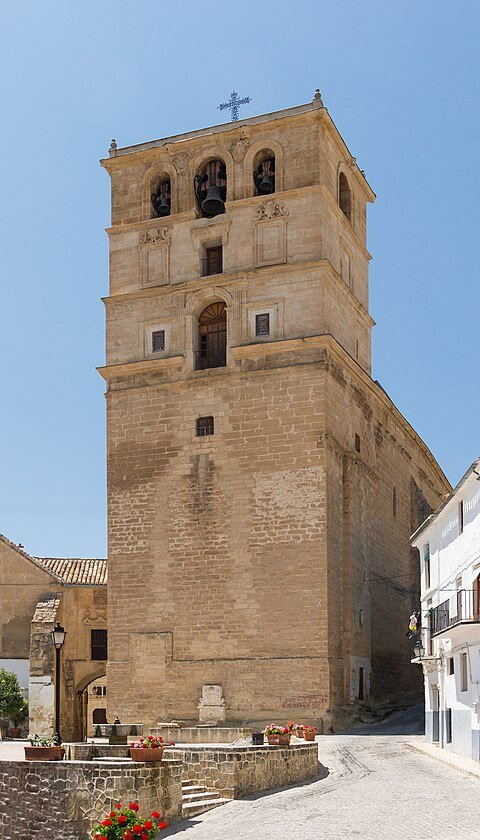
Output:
[411, 458, 480, 760]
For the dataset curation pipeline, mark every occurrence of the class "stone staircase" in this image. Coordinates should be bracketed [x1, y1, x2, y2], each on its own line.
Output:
[181, 781, 231, 818]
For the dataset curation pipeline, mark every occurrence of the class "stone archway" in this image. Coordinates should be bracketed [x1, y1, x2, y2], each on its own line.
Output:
[74, 668, 106, 742]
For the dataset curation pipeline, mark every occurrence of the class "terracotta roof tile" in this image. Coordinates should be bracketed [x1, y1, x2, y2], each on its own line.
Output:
[34, 557, 107, 586]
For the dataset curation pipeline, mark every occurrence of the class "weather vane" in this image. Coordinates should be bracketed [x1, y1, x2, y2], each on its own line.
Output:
[218, 90, 251, 121]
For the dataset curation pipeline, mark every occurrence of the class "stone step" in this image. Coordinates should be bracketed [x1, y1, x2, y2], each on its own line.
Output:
[182, 797, 231, 818]
[182, 784, 208, 793]
[183, 790, 221, 802]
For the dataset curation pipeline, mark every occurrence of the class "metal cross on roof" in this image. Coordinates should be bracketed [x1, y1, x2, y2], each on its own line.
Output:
[218, 90, 251, 121]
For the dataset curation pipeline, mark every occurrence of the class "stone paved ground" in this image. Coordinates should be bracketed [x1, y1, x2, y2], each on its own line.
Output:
[161, 708, 480, 839]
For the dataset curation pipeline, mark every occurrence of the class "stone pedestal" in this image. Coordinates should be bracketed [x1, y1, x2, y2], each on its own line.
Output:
[197, 685, 226, 724]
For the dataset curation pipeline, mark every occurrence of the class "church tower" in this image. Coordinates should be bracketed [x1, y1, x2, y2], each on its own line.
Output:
[99, 92, 449, 727]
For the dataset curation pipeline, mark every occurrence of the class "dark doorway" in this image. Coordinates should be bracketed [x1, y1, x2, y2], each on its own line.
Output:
[432, 687, 439, 742]
[358, 667, 364, 701]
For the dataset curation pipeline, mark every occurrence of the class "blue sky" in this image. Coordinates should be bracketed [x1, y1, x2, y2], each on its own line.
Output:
[0, 1, 478, 557]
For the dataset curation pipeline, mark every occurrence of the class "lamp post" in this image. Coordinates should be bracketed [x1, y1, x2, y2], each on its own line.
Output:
[51, 621, 66, 745]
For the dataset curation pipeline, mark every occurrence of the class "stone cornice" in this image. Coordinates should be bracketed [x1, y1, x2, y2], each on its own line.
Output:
[101, 258, 373, 329]
[97, 354, 184, 382]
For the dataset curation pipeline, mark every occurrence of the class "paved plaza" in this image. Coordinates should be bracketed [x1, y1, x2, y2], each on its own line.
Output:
[162, 709, 480, 840]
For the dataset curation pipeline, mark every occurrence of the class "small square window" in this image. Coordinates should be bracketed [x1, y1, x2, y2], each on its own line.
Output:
[255, 313, 270, 337]
[152, 330, 165, 352]
[196, 416, 214, 437]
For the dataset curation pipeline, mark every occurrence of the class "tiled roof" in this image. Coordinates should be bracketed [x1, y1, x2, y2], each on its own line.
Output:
[34, 557, 107, 586]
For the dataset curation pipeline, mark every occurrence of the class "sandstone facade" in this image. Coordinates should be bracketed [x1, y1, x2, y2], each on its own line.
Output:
[99, 94, 450, 728]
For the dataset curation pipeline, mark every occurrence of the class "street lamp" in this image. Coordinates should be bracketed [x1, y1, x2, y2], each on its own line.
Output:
[413, 638, 425, 660]
[51, 621, 66, 745]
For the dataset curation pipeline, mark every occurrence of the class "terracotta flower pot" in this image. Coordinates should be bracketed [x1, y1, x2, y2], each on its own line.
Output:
[24, 746, 65, 761]
[303, 730, 316, 741]
[293, 727, 304, 739]
[129, 746, 164, 762]
[266, 734, 281, 745]
[278, 734, 291, 746]
[9, 728, 22, 738]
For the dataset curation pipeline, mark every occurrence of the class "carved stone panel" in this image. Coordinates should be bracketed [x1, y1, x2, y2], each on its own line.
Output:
[139, 228, 171, 288]
[253, 202, 288, 268]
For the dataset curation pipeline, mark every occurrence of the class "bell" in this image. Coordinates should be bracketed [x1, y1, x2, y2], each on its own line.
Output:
[201, 184, 225, 217]
[258, 173, 274, 194]
[156, 196, 171, 216]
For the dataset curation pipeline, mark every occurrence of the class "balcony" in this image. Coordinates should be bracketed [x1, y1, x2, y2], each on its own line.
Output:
[194, 348, 226, 371]
[430, 590, 480, 638]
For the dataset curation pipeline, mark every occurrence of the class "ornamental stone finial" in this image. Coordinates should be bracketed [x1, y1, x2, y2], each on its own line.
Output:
[313, 89, 324, 106]
[109, 139, 117, 157]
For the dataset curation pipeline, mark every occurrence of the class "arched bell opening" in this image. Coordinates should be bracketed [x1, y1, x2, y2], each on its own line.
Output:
[338, 172, 352, 221]
[253, 150, 276, 196]
[151, 176, 171, 218]
[194, 159, 227, 218]
[195, 301, 227, 370]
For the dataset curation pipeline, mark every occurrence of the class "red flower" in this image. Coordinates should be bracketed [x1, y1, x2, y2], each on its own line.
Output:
[123, 832, 133, 840]
[109, 811, 117, 817]
[142, 834, 149, 840]
[118, 815, 127, 825]
[116, 803, 123, 809]
[159, 821, 167, 830]
[129, 802, 140, 813]
[132, 826, 143, 835]
[101, 819, 112, 827]
[143, 820, 153, 830]
[151, 811, 161, 819]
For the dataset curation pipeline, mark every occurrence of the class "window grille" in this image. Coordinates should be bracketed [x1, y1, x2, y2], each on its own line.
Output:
[255, 313, 270, 336]
[152, 330, 165, 352]
[196, 416, 214, 437]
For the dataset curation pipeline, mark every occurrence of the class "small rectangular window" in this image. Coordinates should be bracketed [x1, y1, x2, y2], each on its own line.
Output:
[446, 708, 452, 743]
[196, 416, 214, 437]
[91, 629, 107, 661]
[355, 434, 361, 453]
[448, 657, 455, 676]
[255, 313, 270, 336]
[459, 500, 464, 534]
[152, 330, 165, 352]
[461, 651, 468, 691]
[204, 246, 223, 276]
[424, 543, 431, 590]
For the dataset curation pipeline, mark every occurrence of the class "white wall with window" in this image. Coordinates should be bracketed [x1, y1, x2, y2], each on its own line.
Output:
[411, 458, 480, 760]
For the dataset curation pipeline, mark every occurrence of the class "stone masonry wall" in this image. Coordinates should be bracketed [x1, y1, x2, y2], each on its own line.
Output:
[0, 758, 182, 840]
[175, 743, 320, 798]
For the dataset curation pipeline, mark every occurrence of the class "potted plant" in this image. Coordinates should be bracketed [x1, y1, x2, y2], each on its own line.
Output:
[263, 724, 291, 746]
[303, 725, 317, 741]
[293, 723, 305, 739]
[24, 735, 65, 761]
[0, 669, 28, 738]
[129, 735, 173, 762]
[92, 801, 168, 839]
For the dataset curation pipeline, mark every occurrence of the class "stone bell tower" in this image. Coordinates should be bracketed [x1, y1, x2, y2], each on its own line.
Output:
[99, 91, 449, 728]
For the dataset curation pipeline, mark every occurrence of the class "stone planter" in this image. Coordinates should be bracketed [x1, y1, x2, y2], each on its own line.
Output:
[24, 746, 65, 761]
[303, 730, 316, 741]
[129, 746, 164, 762]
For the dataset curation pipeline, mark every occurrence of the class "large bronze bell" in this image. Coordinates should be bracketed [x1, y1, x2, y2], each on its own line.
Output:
[155, 196, 171, 216]
[201, 184, 225, 217]
[258, 173, 274, 194]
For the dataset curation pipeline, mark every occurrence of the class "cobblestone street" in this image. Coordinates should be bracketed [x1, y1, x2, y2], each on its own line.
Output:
[163, 713, 480, 839]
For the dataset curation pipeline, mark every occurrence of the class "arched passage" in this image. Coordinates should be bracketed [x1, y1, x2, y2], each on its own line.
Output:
[74, 667, 106, 742]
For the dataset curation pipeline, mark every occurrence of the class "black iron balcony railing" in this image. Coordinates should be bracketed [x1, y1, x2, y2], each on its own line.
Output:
[194, 349, 226, 371]
[430, 590, 480, 636]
